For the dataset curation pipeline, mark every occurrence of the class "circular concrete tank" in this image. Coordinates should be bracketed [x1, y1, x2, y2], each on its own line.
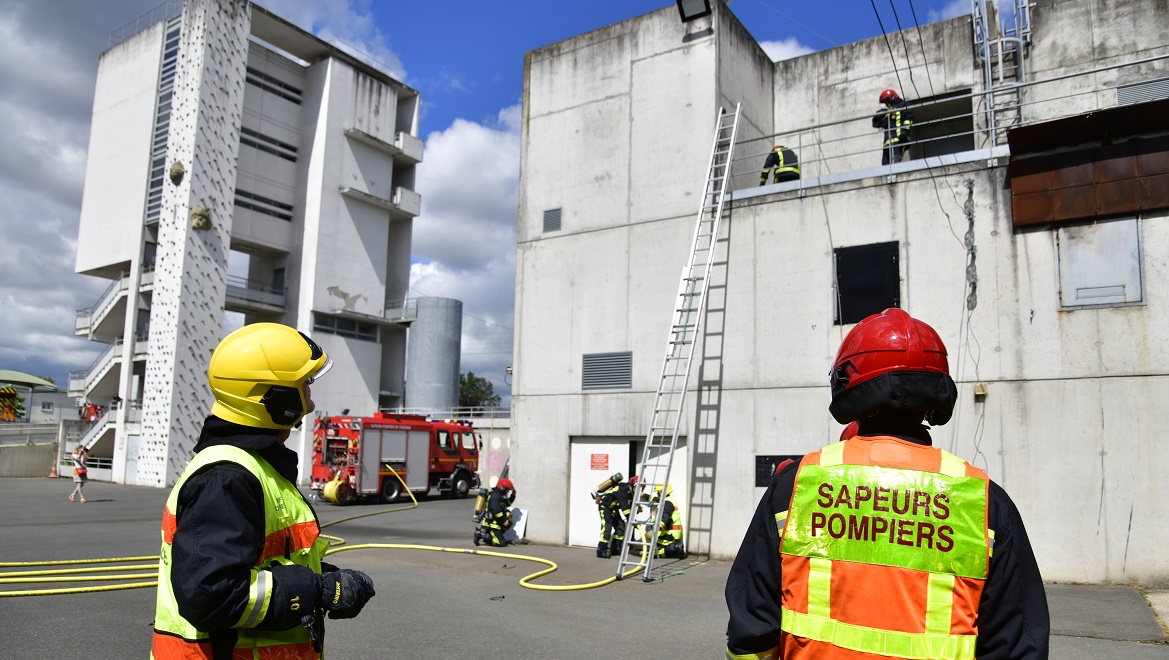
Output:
[405, 297, 462, 410]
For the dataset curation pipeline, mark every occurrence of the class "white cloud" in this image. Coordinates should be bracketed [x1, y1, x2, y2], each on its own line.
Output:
[759, 37, 815, 62]
[257, 0, 406, 81]
[927, 0, 971, 22]
[411, 105, 520, 404]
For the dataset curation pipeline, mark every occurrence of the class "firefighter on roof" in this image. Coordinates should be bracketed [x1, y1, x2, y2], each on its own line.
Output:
[759, 145, 800, 185]
[151, 323, 376, 659]
[873, 88, 915, 165]
[725, 308, 1049, 659]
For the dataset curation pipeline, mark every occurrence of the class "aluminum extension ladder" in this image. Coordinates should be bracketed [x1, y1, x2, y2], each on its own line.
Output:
[615, 104, 741, 581]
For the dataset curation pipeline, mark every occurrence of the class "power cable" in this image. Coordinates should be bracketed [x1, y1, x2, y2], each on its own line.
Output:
[905, 0, 937, 95]
[869, 0, 907, 97]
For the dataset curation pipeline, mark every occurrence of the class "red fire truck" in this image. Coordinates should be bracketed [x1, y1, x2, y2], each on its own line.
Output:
[310, 412, 480, 505]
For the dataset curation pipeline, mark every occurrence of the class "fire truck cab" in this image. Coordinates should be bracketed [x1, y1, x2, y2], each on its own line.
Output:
[311, 412, 480, 505]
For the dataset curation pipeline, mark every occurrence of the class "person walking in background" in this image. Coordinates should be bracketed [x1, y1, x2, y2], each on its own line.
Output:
[151, 323, 375, 658]
[873, 89, 914, 165]
[725, 308, 1048, 659]
[759, 145, 800, 185]
[68, 445, 88, 503]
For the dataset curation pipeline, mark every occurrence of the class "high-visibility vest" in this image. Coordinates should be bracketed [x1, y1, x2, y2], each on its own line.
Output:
[777, 436, 991, 660]
[658, 501, 683, 546]
[151, 445, 328, 660]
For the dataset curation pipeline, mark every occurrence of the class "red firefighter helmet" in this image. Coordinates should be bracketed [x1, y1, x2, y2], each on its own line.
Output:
[628, 475, 639, 487]
[879, 89, 901, 105]
[828, 308, 957, 426]
[840, 421, 860, 441]
[496, 478, 514, 492]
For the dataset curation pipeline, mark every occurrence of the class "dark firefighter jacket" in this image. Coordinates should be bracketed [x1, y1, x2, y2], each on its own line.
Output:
[760, 147, 800, 184]
[484, 488, 514, 531]
[872, 99, 914, 146]
[168, 417, 328, 658]
[724, 422, 1049, 660]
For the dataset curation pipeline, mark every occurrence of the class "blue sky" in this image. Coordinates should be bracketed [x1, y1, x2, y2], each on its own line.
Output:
[0, 0, 970, 404]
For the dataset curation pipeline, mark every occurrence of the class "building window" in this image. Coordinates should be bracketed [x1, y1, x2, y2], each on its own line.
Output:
[240, 127, 298, 162]
[543, 208, 562, 233]
[910, 90, 975, 160]
[834, 242, 900, 325]
[245, 67, 303, 105]
[41, 402, 54, 413]
[1056, 216, 1144, 309]
[313, 313, 379, 342]
[235, 189, 294, 221]
[582, 351, 632, 390]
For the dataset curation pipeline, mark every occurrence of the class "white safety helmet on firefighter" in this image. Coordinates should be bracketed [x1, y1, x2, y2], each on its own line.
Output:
[828, 308, 958, 427]
[208, 323, 332, 430]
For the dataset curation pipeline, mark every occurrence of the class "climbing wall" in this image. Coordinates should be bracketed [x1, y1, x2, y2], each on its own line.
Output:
[138, 0, 250, 487]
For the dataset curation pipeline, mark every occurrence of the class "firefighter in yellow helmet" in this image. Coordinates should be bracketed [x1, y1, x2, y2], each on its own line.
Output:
[151, 323, 375, 659]
[650, 484, 686, 559]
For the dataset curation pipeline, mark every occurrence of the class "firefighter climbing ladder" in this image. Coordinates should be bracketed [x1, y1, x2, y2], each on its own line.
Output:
[616, 104, 740, 581]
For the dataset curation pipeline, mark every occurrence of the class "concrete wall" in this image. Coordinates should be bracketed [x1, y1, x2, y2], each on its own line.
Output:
[0, 444, 58, 478]
[75, 21, 165, 277]
[515, 0, 1169, 585]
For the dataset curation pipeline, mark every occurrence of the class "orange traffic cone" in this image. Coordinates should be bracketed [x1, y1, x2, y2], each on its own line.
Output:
[49, 461, 59, 478]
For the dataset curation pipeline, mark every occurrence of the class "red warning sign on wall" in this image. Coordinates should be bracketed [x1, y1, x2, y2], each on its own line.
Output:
[590, 454, 609, 471]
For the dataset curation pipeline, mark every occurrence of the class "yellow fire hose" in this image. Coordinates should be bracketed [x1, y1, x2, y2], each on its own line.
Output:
[0, 465, 652, 597]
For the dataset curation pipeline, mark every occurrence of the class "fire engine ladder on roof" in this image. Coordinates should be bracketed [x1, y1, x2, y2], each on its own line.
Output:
[615, 104, 741, 582]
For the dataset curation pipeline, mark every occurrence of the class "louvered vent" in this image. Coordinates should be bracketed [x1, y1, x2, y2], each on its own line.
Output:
[1117, 77, 1169, 106]
[582, 352, 632, 389]
[543, 208, 562, 232]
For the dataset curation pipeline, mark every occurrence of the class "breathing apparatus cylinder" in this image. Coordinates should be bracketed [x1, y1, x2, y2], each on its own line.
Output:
[472, 487, 489, 520]
[595, 472, 623, 493]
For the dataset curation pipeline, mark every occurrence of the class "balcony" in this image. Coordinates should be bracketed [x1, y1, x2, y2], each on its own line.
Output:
[225, 275, 286, 314]
[75, 266, 155, 339]
[339, 185, 422, 220]
[384, 297, 419, 324]
[344, 128, 424, 164]
[68, 335, 150, 399]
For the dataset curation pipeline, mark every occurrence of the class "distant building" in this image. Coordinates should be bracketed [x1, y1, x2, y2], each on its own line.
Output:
[72, 0, 457, 487]
[514, 0, 1169, 585]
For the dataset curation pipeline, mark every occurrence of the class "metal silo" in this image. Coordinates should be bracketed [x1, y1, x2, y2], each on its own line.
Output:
[405, 297, 462, 410]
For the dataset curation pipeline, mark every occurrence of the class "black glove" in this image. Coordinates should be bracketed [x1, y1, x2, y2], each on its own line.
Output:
[319, 569, 375, 619]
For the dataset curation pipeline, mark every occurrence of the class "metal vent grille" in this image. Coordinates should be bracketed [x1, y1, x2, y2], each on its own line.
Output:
[543, 208, 562, 232]
[1117, 77, 1169, 106]
[582, 351, 632, 389]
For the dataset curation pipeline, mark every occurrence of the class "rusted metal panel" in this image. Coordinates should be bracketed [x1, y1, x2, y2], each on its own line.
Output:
[1013, 191, 1055, 226]
[1141, 173, 1169, 209]
[1052, 185, 1096, 221]
[1053, 161, 1094, 188]
[1094, 149, 1138, 183]
[1096, 179, 1142, 215]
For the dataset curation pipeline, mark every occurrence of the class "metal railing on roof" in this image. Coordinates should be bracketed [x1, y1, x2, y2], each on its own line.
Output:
[733, 53, 1169, 195]
[109, 0, 182, 48]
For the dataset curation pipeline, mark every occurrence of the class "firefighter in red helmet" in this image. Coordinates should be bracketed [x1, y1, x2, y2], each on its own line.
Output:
[725, 308, 1049, 660]
[476, 477, 519, 546]
[873, 88, 914, 165]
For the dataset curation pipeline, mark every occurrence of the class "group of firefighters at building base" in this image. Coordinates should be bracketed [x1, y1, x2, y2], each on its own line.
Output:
[594, 474, 686, 561]
[150, 304, 1047, 659]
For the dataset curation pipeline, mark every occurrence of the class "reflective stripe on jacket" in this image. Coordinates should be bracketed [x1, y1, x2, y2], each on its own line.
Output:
[777, 436, 991, 659]
[658, 500, 683, 546]
[152, 445, 327, 660]
[760, 147, 800, 183]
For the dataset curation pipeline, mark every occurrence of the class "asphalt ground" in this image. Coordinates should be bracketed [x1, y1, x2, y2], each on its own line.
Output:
[1, 477, 1166, 659]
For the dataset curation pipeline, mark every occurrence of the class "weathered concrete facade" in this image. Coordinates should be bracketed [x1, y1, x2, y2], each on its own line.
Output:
[73, 0, 435, 486]
[515, 0, 1169, 585]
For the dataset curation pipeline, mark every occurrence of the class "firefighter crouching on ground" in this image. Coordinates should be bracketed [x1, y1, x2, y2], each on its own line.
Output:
[594, 473, 634, 558]
[475, 478, 517, 546]
[724, 308, 1049, 659]
[651, 484, 687, 560]
[151, 323, 375, 659]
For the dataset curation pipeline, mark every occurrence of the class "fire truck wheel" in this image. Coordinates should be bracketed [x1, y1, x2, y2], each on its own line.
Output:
[451, 471, 472, 499]
[380, 478, 402, 504]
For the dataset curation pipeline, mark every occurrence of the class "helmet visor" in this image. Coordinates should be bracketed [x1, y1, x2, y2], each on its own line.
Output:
[305, 356, 333, 384]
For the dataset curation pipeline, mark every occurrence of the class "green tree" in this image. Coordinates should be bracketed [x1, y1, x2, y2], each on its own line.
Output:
[459, 372, 501, 408]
